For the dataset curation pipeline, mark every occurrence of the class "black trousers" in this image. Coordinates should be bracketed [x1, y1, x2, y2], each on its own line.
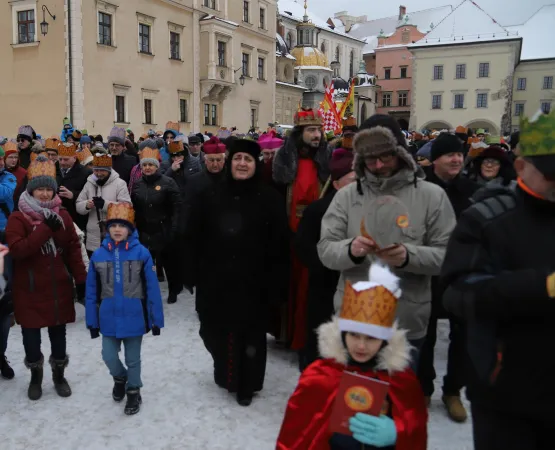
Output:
[472, 403, 553, 450]
[418, 311, 466, 397]
[21, 325, 67, 363]
[153, 246, 183, 295]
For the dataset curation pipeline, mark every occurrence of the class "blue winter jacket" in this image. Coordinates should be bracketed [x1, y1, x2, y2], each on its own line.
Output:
[85, 230, 164, 338]
[0, 170, 16, 231]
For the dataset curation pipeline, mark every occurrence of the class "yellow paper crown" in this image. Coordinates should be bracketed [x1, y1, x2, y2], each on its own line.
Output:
[92, 152, 112, 168]
[107, 202, 135, 226]
[30, 150, 47, 162]
[168, 141, 184, 154]
[27, 156, 56, 180]
[76, 148, 93, 163]
[3, 142, 17, 153]
[139, 147, 160, 162]
[45, 138, 60, 152]
[58, 142, 77, 157]
[519, 108, 555, 157]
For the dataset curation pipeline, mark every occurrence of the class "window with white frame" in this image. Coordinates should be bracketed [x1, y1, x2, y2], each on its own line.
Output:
[453, 93, 465, 109]
[168, 22, 184, 61]
[211, 105, 218, 126]
[204, 104, 210, 126]
[243, 1, 250, 23]
[180, 99, 188, 122]
[259, 7, 266, 29]
[400, 67, 408, 79]
[433, 65, 443, 80]
[114, 84, 130, 124]
[541, 101, 552, 114]
[476, 93, 488, 108]
[142, 89, 158, 125]
[242, 53, 250, 76]
[398, 92, 408, 107]
[384, 68, 391, 80]
[137, 13, 155, 54]
[250, 101, 260, 128]
[478, 62, 490, 78]
[144, 99, 153, 124]
[203, 0, 216, 9]
[258, 57, 265, 80]
[382, 92, 392, 107]
[543, 76, 553, 90]
[11, 1, 38, 45]
[517, 78, 526, 90]
[432, 94, 442, 109]
[98, 12, 112, 46]
[455, 64, 466, 79]
[218, 41, 227, 67]
[514, 102, 525, 116]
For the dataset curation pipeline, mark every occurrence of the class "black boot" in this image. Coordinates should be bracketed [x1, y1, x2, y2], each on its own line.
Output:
[167, 292, 178, 304]
[25, 356, 43, 400]
[124, 389, 142, 415]
[49, 356, 72, 398]
[112, 376, 127, 402]
[1, 354, 14, 380]
[237, 394, 253, 407]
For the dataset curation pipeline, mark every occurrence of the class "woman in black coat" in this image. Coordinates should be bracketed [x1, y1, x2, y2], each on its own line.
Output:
[131, 148, 182, 303]
[184, 139, 289, 407]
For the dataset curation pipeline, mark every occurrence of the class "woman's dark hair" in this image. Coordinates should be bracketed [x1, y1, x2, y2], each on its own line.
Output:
[359, 114, 408, 150]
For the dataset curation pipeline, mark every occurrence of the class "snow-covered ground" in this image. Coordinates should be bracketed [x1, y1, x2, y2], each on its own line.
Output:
[0, 288, 473, 449]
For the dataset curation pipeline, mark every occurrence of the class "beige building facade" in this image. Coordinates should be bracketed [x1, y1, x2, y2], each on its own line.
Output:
[1, 0, 276, 137]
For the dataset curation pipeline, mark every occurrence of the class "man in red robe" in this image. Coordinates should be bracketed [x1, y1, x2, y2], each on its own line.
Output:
[272, 109, 331, 359]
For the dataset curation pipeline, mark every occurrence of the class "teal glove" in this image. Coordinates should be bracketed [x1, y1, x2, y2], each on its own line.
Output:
[349, 413, 397, 448]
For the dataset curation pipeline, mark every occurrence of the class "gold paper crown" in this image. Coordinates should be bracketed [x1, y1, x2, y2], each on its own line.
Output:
[30, 150, 47, 162]
[107, 202, 135, 226]
[342, 116, 358, 128]
[168, 141, 184, 154]
[58, 142, 77, 157]
[92, 152, 112, 168]
[340, 280, 398, 330]
[139, 147, 160, 161]
[45, 138, 60, 152]
[165, 121, 180, 132]
[3, 142, 17, 153]
[76, 148, 93, 163]
[519, 108, 555, 157]
[294, 108, 323, 127]
[27, 156, 56, 181]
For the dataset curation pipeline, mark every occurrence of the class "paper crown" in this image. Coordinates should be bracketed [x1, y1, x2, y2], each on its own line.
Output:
[76, 148, 93, 164]
[3, 141, 17, 153]
[294, 108, 323, 127]
[58, 142, 77, 157]
[455, 125, 468, 134]
[165, 121, 180, 132]
[27, 155, 56, 181]
[519, 108, 555, 157]
[342, 116, 358, 129]
[45, 138, 60, 151]
[168, 141, 185, 154]
[339, 264, 402, 340]
[106, 202, 135, 227]
[92, 152, 112, 168]
[139, 147, 161, 162]
[30, 150, 48, 162]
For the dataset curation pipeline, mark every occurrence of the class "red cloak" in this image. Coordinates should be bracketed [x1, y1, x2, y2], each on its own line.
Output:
[276, 359, 428, 450]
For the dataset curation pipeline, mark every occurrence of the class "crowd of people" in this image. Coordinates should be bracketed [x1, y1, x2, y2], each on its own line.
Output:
[0, 107, 553, 449]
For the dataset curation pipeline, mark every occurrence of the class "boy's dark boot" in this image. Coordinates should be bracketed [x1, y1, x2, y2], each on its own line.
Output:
[25, 356, 44, 400]
[49, 356, 72, 398]
[112, 376, 127, 402]
[124, 389, 142, 415]
[1, 354, 15, 379]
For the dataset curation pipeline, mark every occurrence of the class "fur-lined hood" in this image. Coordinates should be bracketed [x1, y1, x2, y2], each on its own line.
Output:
[272, 130, 330, 185]
[353, 126, 418, 179]
[317, 317, 412, 374]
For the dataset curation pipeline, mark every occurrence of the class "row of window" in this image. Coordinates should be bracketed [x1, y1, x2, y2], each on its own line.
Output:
[203, 0, 267, 29]
[381, 92, 409, 107]
[514, 101, 551, 116]
[516, 76, 553, 90]
[383, 67, 408, 80]
[433, 62, 490, 80]
[430, 92, 490, 110]
[114, 93, 190, 125]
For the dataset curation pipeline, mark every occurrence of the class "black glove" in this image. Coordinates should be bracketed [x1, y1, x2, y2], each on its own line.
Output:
[152, 326, 160, 336]
[75, 283, 86, 302]
[89, 328, 100, 339]
[92, 196, 105, 210]
[44, 215, 62, 232]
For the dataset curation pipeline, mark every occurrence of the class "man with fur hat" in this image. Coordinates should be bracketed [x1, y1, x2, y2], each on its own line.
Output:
[440, 109, 555, 449]
[295, 148, 355, 370]
[107, 127, 136, 184]
[318, 114, 456, 368]
[272, 108, 331, 350]
[16, 125, 37, 170]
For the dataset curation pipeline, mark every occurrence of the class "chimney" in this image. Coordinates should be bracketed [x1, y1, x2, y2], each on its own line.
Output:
[399, 5, 407, 20]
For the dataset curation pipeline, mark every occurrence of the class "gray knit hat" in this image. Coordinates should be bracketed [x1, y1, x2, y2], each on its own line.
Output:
[139, 147, 161, 168]
[107, 127, 126, 145]
[27, 155, 58, 193]
[139, 139, 158, 151]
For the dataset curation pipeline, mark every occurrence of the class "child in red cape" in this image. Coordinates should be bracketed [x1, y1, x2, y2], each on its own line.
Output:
[276, 264, 427, 449]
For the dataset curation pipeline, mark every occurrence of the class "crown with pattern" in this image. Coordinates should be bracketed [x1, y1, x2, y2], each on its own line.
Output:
[168, 140, 185, 154]
[92, 151, 112, 170]
[27, 155, 57, 181]
[165, 121, 180, 132]
[139, 147, 161, 167]
[3, 141, 17, 154]
[294, 108, 323, 127]
[45, 138, 60, 152]
[106, 202, 135, 228]
[339, 264, 402, 340]
[519, 108, 555, 157]
[76, 148, 93, 165]
[342, 115, 358, 129]
[58, 142, 77, 157]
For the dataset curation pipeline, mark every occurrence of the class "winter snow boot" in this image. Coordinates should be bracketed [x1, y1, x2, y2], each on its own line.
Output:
[49, 356, 72, 398]
[1, 354, 14, 379]
[25, 356, 44, 400]
[124, 389, 142, 415]
[112, 376, 127, 402]
[442, 395, 467, 423]
[167, 292, 178, 304]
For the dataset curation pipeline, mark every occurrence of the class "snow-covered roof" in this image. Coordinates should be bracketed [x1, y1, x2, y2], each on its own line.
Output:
[279, 0, 365, 42]
[348, 5, 453, 39]
[276, 33, 296, 60]
[509, 5, 555, 61]
[410, 0, 519, 48]
[362, 36, 379, 55]
[276, 81, 308, 90]
[294, 65, 333, 72]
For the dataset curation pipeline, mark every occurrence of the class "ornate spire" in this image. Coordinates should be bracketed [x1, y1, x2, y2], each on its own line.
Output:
[303, 0, 309, 22]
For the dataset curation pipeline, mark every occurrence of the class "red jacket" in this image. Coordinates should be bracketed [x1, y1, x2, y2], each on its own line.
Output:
[276, 319, 427, 450]
[6, 210, 87, 328]
[7, 165, 27, 203]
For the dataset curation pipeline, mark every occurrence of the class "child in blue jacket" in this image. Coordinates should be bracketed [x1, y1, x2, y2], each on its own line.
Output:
[85, 202, 164, 415]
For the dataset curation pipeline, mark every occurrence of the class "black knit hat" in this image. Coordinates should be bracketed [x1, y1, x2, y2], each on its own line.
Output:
[431, 133, 464, 161]
[228, 139, 261, 159]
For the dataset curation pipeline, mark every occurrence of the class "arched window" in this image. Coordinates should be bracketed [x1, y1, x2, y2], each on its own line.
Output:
[321, 41, 326, 54]
[361, 103, 367, 123]
[335, 45, 340, 62]
[349, 51, 355, 78]
[286, 32, 294, 49]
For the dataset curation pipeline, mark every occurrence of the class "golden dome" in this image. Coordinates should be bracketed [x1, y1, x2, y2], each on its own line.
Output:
[290, 46, 329, 68]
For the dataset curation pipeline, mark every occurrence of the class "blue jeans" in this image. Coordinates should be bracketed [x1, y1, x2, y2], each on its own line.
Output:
[0, 314, 12, 354]
[101, 336, 143, 389]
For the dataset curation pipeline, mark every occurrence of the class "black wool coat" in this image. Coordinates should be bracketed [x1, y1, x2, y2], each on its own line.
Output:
[56, 161, 92, 231]
[184, 175, 289, 331]
[131, 172, 181, 254]
[111, 153, 137, 185]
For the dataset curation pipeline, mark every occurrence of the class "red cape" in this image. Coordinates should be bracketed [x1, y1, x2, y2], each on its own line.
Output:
[276, 359, 427, 450]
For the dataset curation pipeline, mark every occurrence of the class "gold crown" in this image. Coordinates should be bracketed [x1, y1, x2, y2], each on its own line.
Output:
[294, 108, 323, 127]
[45, 138, 60, 151]
[58, 142, 77, 157]
[139, 147, 160, 161]
[3, 142, 17, 153]
[165, 121, 180, 132]
[107, 202, 135, 226]
[168, 141, 184, 154]
[342, 116, 357, 128]
[76, 148, 93, 163]
[27, 157, 56, 181]
[92, 152, 112, 168]
[340, 280, 398, 330]
[520, 108, 555, 157]
[30, 150, 47, 162]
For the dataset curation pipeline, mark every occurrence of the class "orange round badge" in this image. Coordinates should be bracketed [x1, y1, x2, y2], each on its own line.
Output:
[344, 386, 374, 412]
[396, 215, 409, 228]
[155, 185, 161, 191]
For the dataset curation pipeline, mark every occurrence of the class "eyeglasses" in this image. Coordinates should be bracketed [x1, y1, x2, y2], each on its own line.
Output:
[483, 158, 501, 167]
[16, 138, 27, 143]
[364, 152, 397, 164]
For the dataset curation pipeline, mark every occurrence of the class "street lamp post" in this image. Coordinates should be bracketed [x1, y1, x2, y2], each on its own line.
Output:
[234, 67, 246, 87]
[40, 5, 56, 37]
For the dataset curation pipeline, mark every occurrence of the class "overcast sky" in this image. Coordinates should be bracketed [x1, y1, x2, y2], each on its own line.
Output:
[313, 0, 549, 26]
